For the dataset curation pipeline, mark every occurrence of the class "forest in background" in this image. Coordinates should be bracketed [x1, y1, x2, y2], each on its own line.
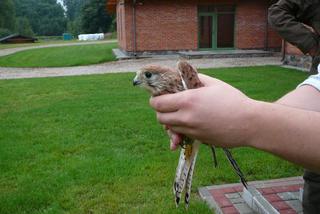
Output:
[0, 0, 114, 38]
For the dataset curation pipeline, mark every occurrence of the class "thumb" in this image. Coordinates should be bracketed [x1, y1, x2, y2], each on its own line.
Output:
[198, 74, 224, 87]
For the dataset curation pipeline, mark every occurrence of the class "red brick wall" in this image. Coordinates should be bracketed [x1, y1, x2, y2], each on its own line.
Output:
[268, 27, 282, 49]
[117, 1, 126, 50]
[117, 0, 136, 51]
[236, 0, 281, 49]
[117, 0, 282, 52]
[119, 0, 198, 52]
[135, 1, 198, 52]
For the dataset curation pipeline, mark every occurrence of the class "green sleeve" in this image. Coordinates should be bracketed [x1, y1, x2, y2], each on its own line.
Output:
[268, 0, 319, 54]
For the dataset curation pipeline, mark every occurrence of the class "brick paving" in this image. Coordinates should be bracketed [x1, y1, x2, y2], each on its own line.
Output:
[199, 177, 304, 214]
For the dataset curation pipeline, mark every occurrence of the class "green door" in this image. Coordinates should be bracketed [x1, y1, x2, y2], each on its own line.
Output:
[198, 6, 235, 50]
[216, 13, 235, 49]
[199, 13, 216, 49]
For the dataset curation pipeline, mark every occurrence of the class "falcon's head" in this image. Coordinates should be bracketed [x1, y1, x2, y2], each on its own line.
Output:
[133, 65, 183, 96]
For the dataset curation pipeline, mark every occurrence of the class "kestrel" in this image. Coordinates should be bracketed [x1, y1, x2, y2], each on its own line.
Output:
[133, 61, 248, 208]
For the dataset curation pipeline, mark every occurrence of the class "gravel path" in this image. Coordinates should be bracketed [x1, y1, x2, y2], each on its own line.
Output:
[0, 40, 117, 57]
[0, 56, 282, 80]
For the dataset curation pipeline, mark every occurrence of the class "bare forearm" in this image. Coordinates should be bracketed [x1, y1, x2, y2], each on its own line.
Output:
[248, 100, 320, 172]
[150, 74, 320, 171]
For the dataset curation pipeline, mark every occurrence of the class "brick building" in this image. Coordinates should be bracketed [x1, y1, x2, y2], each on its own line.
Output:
[107, 0, 282, 56]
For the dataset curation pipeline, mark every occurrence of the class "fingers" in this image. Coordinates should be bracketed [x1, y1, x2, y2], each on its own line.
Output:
[157, 112, 185, 126]
[150, 93, 184, 113]
[150, 75, 224, 113]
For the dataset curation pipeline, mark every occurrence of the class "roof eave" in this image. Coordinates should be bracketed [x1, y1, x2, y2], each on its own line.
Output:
[106, 0, 117, 14]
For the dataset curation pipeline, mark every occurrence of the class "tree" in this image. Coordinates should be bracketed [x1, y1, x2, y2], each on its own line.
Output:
[15, 17, 34, 37]
[63, 0, 89, 21]
[66, 19, 82, 36]
[62, 0, 89, 35]
[0, 0, 16, 31]
[14, 0, 67, 36]
[81, 0, 112, 34]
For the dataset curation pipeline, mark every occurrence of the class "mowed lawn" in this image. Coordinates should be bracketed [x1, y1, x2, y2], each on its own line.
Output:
[0, 66, 307, 214]
[0, 43, 117, 67]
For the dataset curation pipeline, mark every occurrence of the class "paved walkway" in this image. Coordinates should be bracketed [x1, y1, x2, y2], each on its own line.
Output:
[199, 177, 303, 214]
[0, 56, 282, 80]
[0, 40, 117, 57]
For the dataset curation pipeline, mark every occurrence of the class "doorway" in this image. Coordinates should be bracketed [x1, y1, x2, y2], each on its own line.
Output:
[198, 5, 235, 49]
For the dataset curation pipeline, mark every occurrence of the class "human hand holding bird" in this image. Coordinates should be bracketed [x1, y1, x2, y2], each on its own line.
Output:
[133, 61, 248, 208]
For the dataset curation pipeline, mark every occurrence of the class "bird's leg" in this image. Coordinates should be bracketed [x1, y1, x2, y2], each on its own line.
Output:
[223, 148, 248, 188]
[211, 146, 218, 168]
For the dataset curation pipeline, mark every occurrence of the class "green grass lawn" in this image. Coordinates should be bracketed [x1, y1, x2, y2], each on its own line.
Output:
[0, 66, 307, 213]
[0, 43, 118, 67]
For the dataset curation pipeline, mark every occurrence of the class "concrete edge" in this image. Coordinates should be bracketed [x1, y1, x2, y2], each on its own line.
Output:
[199, 187, 224, 214]
[243, 187, 279, 214]
[281, 65, 309, 72]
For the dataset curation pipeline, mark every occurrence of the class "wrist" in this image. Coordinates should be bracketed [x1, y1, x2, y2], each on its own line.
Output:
[245, 101, 285, 152]
[242, 99, 263, 148]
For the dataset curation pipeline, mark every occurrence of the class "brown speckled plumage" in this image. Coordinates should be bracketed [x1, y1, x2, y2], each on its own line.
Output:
[133, 61, 248, 208]
[177, 61, 204, 89]
[134, 61, 201, 207]
[136, 64, 184, 96]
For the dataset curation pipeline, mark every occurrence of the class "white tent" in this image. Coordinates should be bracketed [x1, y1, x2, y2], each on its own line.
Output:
[78, 33, 104, 41]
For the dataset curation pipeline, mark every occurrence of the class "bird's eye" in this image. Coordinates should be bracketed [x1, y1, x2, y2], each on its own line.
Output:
[145, 72, 152, 79]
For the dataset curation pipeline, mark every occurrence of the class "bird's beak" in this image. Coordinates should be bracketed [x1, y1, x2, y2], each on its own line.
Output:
[133, 75, 141, 86]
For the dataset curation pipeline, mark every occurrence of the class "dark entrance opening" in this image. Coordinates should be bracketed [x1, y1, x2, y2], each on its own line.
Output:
[198, 5, 235, 49]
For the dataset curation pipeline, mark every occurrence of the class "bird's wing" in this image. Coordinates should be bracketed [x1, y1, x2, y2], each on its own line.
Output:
[177, 61, 219, 166]
[172, 61, 205, 208]
[177, 61, 248, 194]
[177, 61, 204, 89]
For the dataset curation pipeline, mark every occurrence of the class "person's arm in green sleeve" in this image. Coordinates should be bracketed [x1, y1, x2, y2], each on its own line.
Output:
[268, 0, 320, 55]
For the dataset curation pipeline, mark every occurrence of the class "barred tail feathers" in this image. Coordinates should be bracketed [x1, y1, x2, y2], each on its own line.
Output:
[184, 141, 200, 208]
[173, 142, 200, 206]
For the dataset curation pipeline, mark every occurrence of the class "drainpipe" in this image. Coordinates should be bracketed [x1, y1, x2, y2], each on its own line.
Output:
[281, 39, 286, 62]
[265, 7, 269, 51]
[132, 0, 137, 57]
